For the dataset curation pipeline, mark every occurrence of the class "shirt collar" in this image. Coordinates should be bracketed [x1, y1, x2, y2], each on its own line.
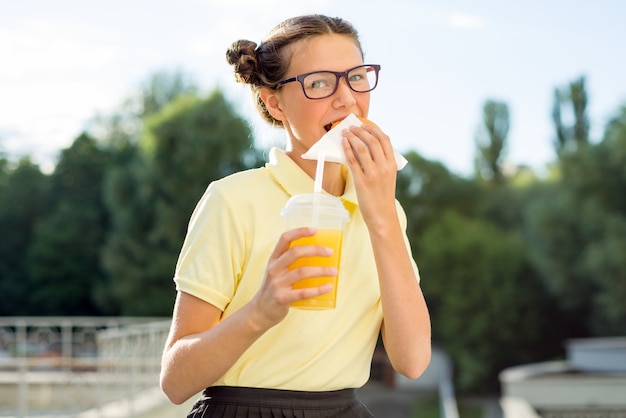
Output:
[266, 147, 359, 210]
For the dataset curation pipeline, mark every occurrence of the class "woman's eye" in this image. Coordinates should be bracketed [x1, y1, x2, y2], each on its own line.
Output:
[309, 79, 330, 89]
[349, 70, 367, 83]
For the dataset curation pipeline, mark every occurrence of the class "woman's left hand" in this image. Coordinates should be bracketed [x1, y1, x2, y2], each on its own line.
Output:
[342, 123, 398, 227]
[342, 123, 432, 380]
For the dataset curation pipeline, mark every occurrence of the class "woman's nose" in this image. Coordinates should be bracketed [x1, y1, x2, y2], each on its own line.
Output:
[332, 78, 357, 107]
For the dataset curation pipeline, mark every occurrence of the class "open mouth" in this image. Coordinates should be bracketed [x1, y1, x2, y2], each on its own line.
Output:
[324, 117, 347, 132]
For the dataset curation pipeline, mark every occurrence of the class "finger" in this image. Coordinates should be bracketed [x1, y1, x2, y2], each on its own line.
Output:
[292, 283, 334, 302]
[288, 264, 338, 282]
[344, 127, 383, 167]
[287, 243, 334, 261]
[342, 135, 360, 169]
[342, 133, 371, 171]
[350, 125, 389, 163]
[270, 227, 317, 259]
[271, 242, 335, 285]
[344, 131, 398, 179]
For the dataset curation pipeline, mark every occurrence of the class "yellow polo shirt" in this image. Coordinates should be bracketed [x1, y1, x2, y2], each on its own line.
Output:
[174, 147, 419, 391]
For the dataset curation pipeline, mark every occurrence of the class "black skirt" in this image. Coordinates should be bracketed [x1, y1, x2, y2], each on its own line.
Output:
[187, 386, 374, 418]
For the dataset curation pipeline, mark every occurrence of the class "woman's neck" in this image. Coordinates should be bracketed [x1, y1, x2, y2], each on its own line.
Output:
[286, 150, 346, 197]
[321, 162, 346, 196]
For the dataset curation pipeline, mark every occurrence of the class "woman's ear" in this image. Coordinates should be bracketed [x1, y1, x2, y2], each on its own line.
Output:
[259, 88, 285, 122]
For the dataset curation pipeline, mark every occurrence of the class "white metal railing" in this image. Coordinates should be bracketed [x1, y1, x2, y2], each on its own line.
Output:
[0, 317, 170, 417]
[438, 350, 460, 418]
[1, 317, 462, 417]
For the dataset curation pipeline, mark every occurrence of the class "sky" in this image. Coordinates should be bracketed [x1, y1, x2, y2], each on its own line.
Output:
[1, 0, 625, 176]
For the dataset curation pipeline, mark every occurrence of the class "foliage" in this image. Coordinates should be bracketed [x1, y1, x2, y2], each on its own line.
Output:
[137, 69, 199, 117]
[0, 69, 623, 396]
[87, 69, 200, 152]
[526, 105, 626, 335]
[0, 158, 50, 315]
[100, 90, 262, 315]
[552, 76, 590, 153]
[25, 133, 112, 315]
[396, 151, 484, 245]
[475, 100, 510, 185]
[27, 203, 106, 314]
[418, 211, 557, 392]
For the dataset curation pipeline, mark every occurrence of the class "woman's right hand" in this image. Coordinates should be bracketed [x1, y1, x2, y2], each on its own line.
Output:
[161, 227, 337, 404]
[248, 227, 336, 329]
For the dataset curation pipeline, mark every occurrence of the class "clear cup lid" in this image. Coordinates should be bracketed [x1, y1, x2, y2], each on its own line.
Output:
[281, 193, 349, 222]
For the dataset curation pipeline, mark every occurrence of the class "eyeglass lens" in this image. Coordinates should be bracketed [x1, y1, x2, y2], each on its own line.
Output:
[302, 65, 378, 99]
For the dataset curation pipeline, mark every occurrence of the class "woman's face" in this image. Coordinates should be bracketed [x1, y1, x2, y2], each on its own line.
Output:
[273, 34, 370, 154]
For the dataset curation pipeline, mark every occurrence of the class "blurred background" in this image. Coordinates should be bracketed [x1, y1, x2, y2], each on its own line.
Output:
[1, 0, 625, 417]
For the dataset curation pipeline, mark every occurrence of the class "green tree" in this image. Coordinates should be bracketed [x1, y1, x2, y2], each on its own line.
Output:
[87, 69, 203, 314]
[137, 69, 199, 117]
[396, 151, 484, 247]
[582, 213, 626, 335]
[396, 152, 556, 392]
[524, 187, 594, 312]
[0, 158, 50, 315]
[101, 90, 262, 315]
[562, 105, 626, 334]
[526, 105, 626, 336]
[0, 154, 7, 176]
[419, 211, 557, 392]
[26, 133, 112, 315]
[87, 69, 200, 153]
[552, 76, 590, 153]
[475, 100, 510, 186]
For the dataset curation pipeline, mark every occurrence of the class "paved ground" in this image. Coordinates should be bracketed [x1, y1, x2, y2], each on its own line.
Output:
[358, 382, 420, 417]
[358, 381, 504, 418]
[359, 385, 415, 418]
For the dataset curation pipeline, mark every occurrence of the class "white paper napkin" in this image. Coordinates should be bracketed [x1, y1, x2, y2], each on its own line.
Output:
[301, 113, 408, 170]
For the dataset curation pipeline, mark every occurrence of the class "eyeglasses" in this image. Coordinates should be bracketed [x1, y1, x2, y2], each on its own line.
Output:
[274, 64, 381, 100]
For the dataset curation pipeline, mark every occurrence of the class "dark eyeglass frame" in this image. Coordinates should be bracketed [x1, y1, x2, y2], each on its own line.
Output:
[274, 64, 381, 100]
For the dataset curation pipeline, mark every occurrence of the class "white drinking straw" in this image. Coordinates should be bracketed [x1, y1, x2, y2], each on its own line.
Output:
[312, 151, 325, 227]
[313, 151, 325, 194]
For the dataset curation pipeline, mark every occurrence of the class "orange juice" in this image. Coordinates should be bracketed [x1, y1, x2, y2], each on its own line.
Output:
[289, 229, 343, 309]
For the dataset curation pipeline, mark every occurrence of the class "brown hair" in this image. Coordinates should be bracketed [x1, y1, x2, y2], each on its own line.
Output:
[225, 14, 363, 126]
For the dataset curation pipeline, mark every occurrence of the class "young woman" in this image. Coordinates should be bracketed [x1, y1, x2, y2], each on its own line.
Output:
[160, 14, 431, 417]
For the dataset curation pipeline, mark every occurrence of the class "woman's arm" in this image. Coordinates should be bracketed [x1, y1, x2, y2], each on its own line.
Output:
[160, 292, 266, 404]
[368, 212, 431, 379]
[343, 124, 432, 379]
[160, 227, 338, 404]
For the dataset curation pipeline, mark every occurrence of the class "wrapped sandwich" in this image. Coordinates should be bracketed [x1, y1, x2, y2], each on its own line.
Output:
[302, 113, 408, 170]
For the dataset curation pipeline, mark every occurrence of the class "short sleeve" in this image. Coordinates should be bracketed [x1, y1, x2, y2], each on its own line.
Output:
[173, 182, 246, 310]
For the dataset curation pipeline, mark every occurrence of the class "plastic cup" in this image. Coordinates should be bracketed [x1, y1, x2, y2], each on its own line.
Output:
[280, 193, 349, 309]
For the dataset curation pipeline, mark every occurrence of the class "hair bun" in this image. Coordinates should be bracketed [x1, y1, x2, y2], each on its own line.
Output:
[226, 40, 259, 85]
